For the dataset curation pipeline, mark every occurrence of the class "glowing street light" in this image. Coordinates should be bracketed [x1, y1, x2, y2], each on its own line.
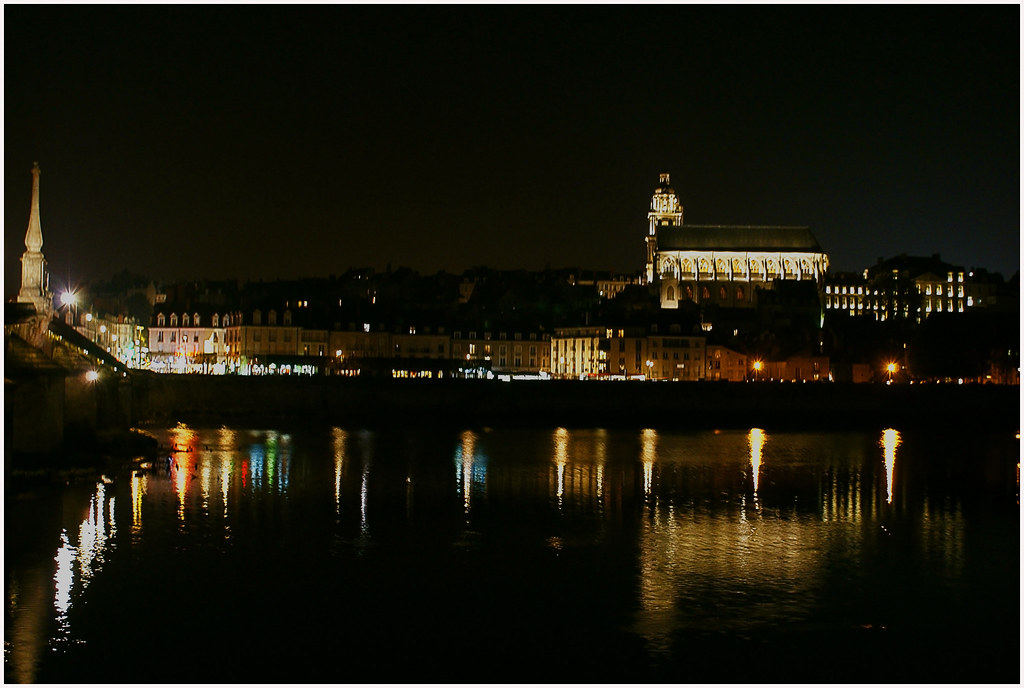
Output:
[752, 359, 763, 381]
[85, 370, 99, 382]
[60, 290, 77, 307]
[886, 361, 898, 384]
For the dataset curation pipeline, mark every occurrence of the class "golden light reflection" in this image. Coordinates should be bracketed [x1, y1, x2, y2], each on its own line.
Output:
[749, 428, 766, 501]
[881, 428, 901, 504]
[595, 428, 607, 501]
[131, 472, 146, 536]
[332, 427, 347, 514]
[641, 429, 657, 498]
[458, 430, 477, 513]
[174, 455, 189, 521]
[553, 428, 569, 505]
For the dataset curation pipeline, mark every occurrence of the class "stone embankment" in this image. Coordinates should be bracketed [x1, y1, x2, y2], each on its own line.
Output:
[130, 372, 1020, 431]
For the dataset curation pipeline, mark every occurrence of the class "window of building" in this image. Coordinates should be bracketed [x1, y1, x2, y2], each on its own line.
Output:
[194, 313, 200, 327]
[170, 314, 178, 327]
[666, 286, 675, 301]
[268, 310, 277, 326]
[253, 310, 262, 325]
[170, 332, 176, 343]
[701, 287, 710, 300]
[157, 314, 166, 327]
[469, 331, 476, 340]
[157, 332, 164, 343]
[736, 287, 744, 300]
[182, 313, 190, 327]
[212, 314, 219, 327]
[284, 310, 292, 325]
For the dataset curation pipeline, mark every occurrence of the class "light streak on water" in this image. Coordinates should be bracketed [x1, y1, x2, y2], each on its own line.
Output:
[881, 428, 901, 504]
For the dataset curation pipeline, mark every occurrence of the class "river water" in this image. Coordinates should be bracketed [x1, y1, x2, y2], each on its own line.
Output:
[5, 424, 1019, 683]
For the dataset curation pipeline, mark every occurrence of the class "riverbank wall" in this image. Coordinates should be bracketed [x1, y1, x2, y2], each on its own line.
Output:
[130, 372, 1020, 431]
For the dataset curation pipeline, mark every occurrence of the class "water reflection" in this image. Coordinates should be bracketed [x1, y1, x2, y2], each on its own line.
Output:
[641, 429, 657, 500]
[749, 427, 766, 500]
[332, 427, 347, 515]
[49, 480, 117, 657]
[6, 424, 1014, 684]
[881, 428, 900, 504]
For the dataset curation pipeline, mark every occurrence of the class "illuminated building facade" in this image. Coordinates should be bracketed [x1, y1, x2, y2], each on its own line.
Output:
[149, 306, 230, 373]
[551, 327, 650, 379]
[644, 173, 829, 310]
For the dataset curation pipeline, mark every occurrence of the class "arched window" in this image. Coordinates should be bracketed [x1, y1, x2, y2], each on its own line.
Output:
[170, 313, 178, 327]
[268, 309, 277, 326]
[685, 286, 693, 301]
[157, 313, 166, 327]
[283, 309, 292, 325]
[666, 286, 676, 301]
[253, 310, 262, 325]
[701, 286, 710, 300]
[719, 286, 727, 300]
[736, 287, 745, 301]
[224, 314, 231, 327]
[182, 313, 190, 327]
[212, 314, 219, 327]
[194, 313, 200, 327]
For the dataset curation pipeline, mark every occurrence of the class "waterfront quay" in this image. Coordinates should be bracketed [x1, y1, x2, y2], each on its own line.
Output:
[131, 373, 1021, 431]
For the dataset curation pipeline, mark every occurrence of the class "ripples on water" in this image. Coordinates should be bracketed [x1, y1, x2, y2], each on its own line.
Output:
[5, 425, 1018, 683]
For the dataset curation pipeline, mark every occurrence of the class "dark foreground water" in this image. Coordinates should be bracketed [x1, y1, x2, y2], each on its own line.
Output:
[5, 425, 1019, 683]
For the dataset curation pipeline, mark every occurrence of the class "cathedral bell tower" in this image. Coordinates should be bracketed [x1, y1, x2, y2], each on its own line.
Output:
[17, 162, 53, 315]
[645, 173, 684, 283]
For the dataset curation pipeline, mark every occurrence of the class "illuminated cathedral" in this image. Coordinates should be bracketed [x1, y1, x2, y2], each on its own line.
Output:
[644, 173, 828, 309]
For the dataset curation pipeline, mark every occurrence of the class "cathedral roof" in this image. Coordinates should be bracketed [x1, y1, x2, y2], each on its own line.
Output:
[655, 225, 823, 253]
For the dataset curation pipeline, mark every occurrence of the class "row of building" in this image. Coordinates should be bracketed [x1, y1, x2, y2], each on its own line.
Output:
[12, 165, 1016, 384]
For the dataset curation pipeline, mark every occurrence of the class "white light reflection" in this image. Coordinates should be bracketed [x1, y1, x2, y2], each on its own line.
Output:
[749, 428, 766, 505]
[200, 460, 212, 514]
[595, 428, 607, 502]
[54, 530, 75, 622]
[641, 429, 657, 499]
[358, 431, 373, 535]
[881, 428, 900, 504]
[553, 428, 569, 506]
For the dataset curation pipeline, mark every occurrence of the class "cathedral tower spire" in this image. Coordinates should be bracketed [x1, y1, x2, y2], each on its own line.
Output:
[645, 172, 684, 283]
[17, 162, 52, 314]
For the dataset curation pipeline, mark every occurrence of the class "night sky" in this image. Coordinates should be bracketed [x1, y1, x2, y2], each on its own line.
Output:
[5, 6, 1019, 299]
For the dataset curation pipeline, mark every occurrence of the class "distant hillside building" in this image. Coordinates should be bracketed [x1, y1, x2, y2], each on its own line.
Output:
[643, 173, 829, 309]
[824, 254, 971, 322]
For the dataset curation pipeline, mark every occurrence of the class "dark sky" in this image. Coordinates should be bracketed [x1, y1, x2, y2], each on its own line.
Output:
[5, 6, 1019, 299]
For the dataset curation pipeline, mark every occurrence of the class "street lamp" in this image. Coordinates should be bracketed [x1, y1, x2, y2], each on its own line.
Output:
[886, 361, 898, 384]
[752, 359, 763, 381]
[645, 359, 654, 380]
[60, 290, 77, 324]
